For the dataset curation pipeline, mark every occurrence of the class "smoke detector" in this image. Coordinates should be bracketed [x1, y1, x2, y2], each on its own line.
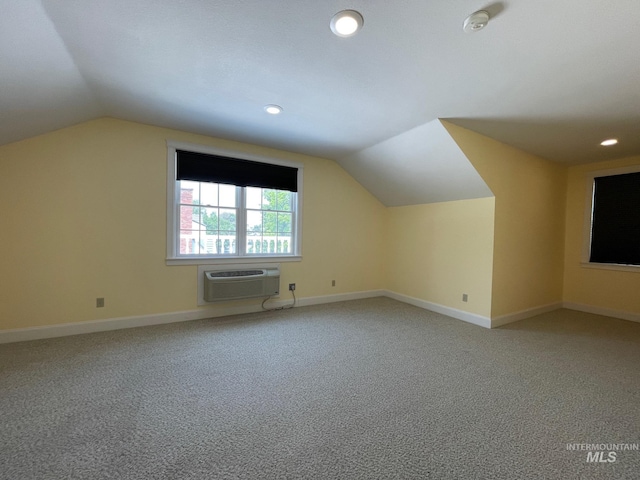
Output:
[463, 10, 490, 33]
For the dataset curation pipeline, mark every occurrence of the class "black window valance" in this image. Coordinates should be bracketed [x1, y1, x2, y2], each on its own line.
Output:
[176, 150, 298, 192]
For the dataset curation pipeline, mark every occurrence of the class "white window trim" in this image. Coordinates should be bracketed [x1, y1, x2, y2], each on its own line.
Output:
[581, 164, 640, 273]
[166, 140, 303, 266]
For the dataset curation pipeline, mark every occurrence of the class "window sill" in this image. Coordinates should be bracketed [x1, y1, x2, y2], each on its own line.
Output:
[166, 255, 301, 266]
[580, 262, 640, 273]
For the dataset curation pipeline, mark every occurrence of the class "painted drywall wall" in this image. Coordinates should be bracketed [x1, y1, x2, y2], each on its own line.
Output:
[563, 155, 640, 315]
[0, 118, 385, 330]
[442, 122, 566, 318]
[384, 198, 495, 318]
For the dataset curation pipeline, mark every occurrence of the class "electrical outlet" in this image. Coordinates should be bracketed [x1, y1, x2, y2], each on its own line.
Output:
[289, 283, 296, 291]
[462, 294, 468, 302]
[96, 297, 105, 308]
[331, 280, 336, 287]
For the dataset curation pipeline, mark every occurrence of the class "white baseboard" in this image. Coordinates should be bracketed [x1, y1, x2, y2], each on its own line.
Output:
[563, 302, 640, 324]
[491, 302, 563, 328]
[0, 290, 386, 344]
[0, 305, 257, 344]
[296, 290, 385, 307]
[383, 290, 492, 329]
[261, 289, 384, 311]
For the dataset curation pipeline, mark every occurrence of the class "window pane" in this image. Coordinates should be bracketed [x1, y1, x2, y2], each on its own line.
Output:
[219, 208, 236, 232]
[218, 234, 236, 254]
[246, 187, 261, 210]
[281, 237, 291, 254]
[246, 232, 261, 254]
[179, 206, 198, 231]
[247, 210, 262, 233]
[211, 237, 223, 254]
[277, 212, 292, 234]
[264, 235, 277, 254]
[200, 182, 219, 206]
[219, 184, 236, 207]
[179, 181, 199, 205]
[179, 230, 200, 254]
[202, 235, 217, 254]
[202, 207, 219, 233]
[276, 191, 292, 211]
[262, 189, 277, 210]
[263, 211, 277, 233]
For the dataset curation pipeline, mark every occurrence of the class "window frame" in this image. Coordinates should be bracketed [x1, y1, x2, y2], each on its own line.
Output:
[581, 164, 640, 272]
[166, 141, 303, 265]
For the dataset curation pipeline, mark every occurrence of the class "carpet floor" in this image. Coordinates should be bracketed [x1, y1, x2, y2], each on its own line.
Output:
[1, 297, 639, 479]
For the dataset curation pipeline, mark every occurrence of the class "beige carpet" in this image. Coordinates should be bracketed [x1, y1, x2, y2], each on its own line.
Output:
[1, 298, 639, 479]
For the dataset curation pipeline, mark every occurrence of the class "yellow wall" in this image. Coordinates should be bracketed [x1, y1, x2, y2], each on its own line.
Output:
[384, 198, 495, 317]
[443, 122, 566, 318]
[6, 116, 635, 333]
[0, 118, 385, 330]
[563, 155, 640, 314]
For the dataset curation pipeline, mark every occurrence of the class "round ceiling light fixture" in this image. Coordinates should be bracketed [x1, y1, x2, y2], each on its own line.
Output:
[600, 138, 618, 146]
[463, 10, 490, 33]
[330, 10, 364, 37]
[264, 104, 283, 115]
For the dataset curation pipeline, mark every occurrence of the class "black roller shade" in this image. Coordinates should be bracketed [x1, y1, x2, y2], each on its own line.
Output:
[176, 150, 298, 192]
[590, 172, 640, 265]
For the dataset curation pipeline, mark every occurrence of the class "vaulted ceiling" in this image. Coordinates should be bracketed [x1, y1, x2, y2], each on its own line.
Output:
[2, 1, 639, 205]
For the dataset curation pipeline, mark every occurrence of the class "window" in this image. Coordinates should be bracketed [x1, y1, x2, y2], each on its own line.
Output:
[584, 166, 640, 269]
[167, 142, 302, 264]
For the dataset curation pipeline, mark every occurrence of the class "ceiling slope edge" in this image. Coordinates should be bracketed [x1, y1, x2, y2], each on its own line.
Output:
[0, 0, 103, 146]
[336, 119, 493, 207]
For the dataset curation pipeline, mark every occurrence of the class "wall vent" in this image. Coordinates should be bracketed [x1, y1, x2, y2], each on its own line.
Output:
[203, 267, 280, 302]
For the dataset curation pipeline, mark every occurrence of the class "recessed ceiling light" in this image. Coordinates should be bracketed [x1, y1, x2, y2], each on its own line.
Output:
[264, 104, 282, 115]
[600, 138, 618, 146]
[330, 10, 364, 37]
[463, 10, 490, 33]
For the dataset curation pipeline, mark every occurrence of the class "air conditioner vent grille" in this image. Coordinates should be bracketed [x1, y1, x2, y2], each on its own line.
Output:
[207, 270, 263, 278]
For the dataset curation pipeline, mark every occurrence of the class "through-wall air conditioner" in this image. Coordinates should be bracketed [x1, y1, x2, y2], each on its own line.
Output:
[203, 267, 280, 302]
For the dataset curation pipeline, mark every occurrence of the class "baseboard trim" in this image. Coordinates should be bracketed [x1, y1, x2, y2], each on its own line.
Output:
[0, 307, 247, 344]
[491, 302, 563, 328]
[383, 290, 492, 329]
[296, 290, 386, 308]
[563, 302, 640, 324]
[262, 290, 384, 311]
[0, 290, 386, 344]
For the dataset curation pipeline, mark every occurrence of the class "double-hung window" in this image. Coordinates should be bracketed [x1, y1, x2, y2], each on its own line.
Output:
[167, 142, 303, 264]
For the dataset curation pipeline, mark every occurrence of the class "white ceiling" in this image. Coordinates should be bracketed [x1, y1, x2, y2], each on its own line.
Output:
[2, 1, 639, 204]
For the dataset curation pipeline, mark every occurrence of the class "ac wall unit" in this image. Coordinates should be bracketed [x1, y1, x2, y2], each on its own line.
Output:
[203, 267, 280, 302]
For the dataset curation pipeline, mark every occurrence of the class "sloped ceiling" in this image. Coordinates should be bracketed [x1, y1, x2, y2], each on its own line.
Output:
[0, 1, 102, 143]
[1, 1, 639, 206]
[341, 120, 492, 207]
